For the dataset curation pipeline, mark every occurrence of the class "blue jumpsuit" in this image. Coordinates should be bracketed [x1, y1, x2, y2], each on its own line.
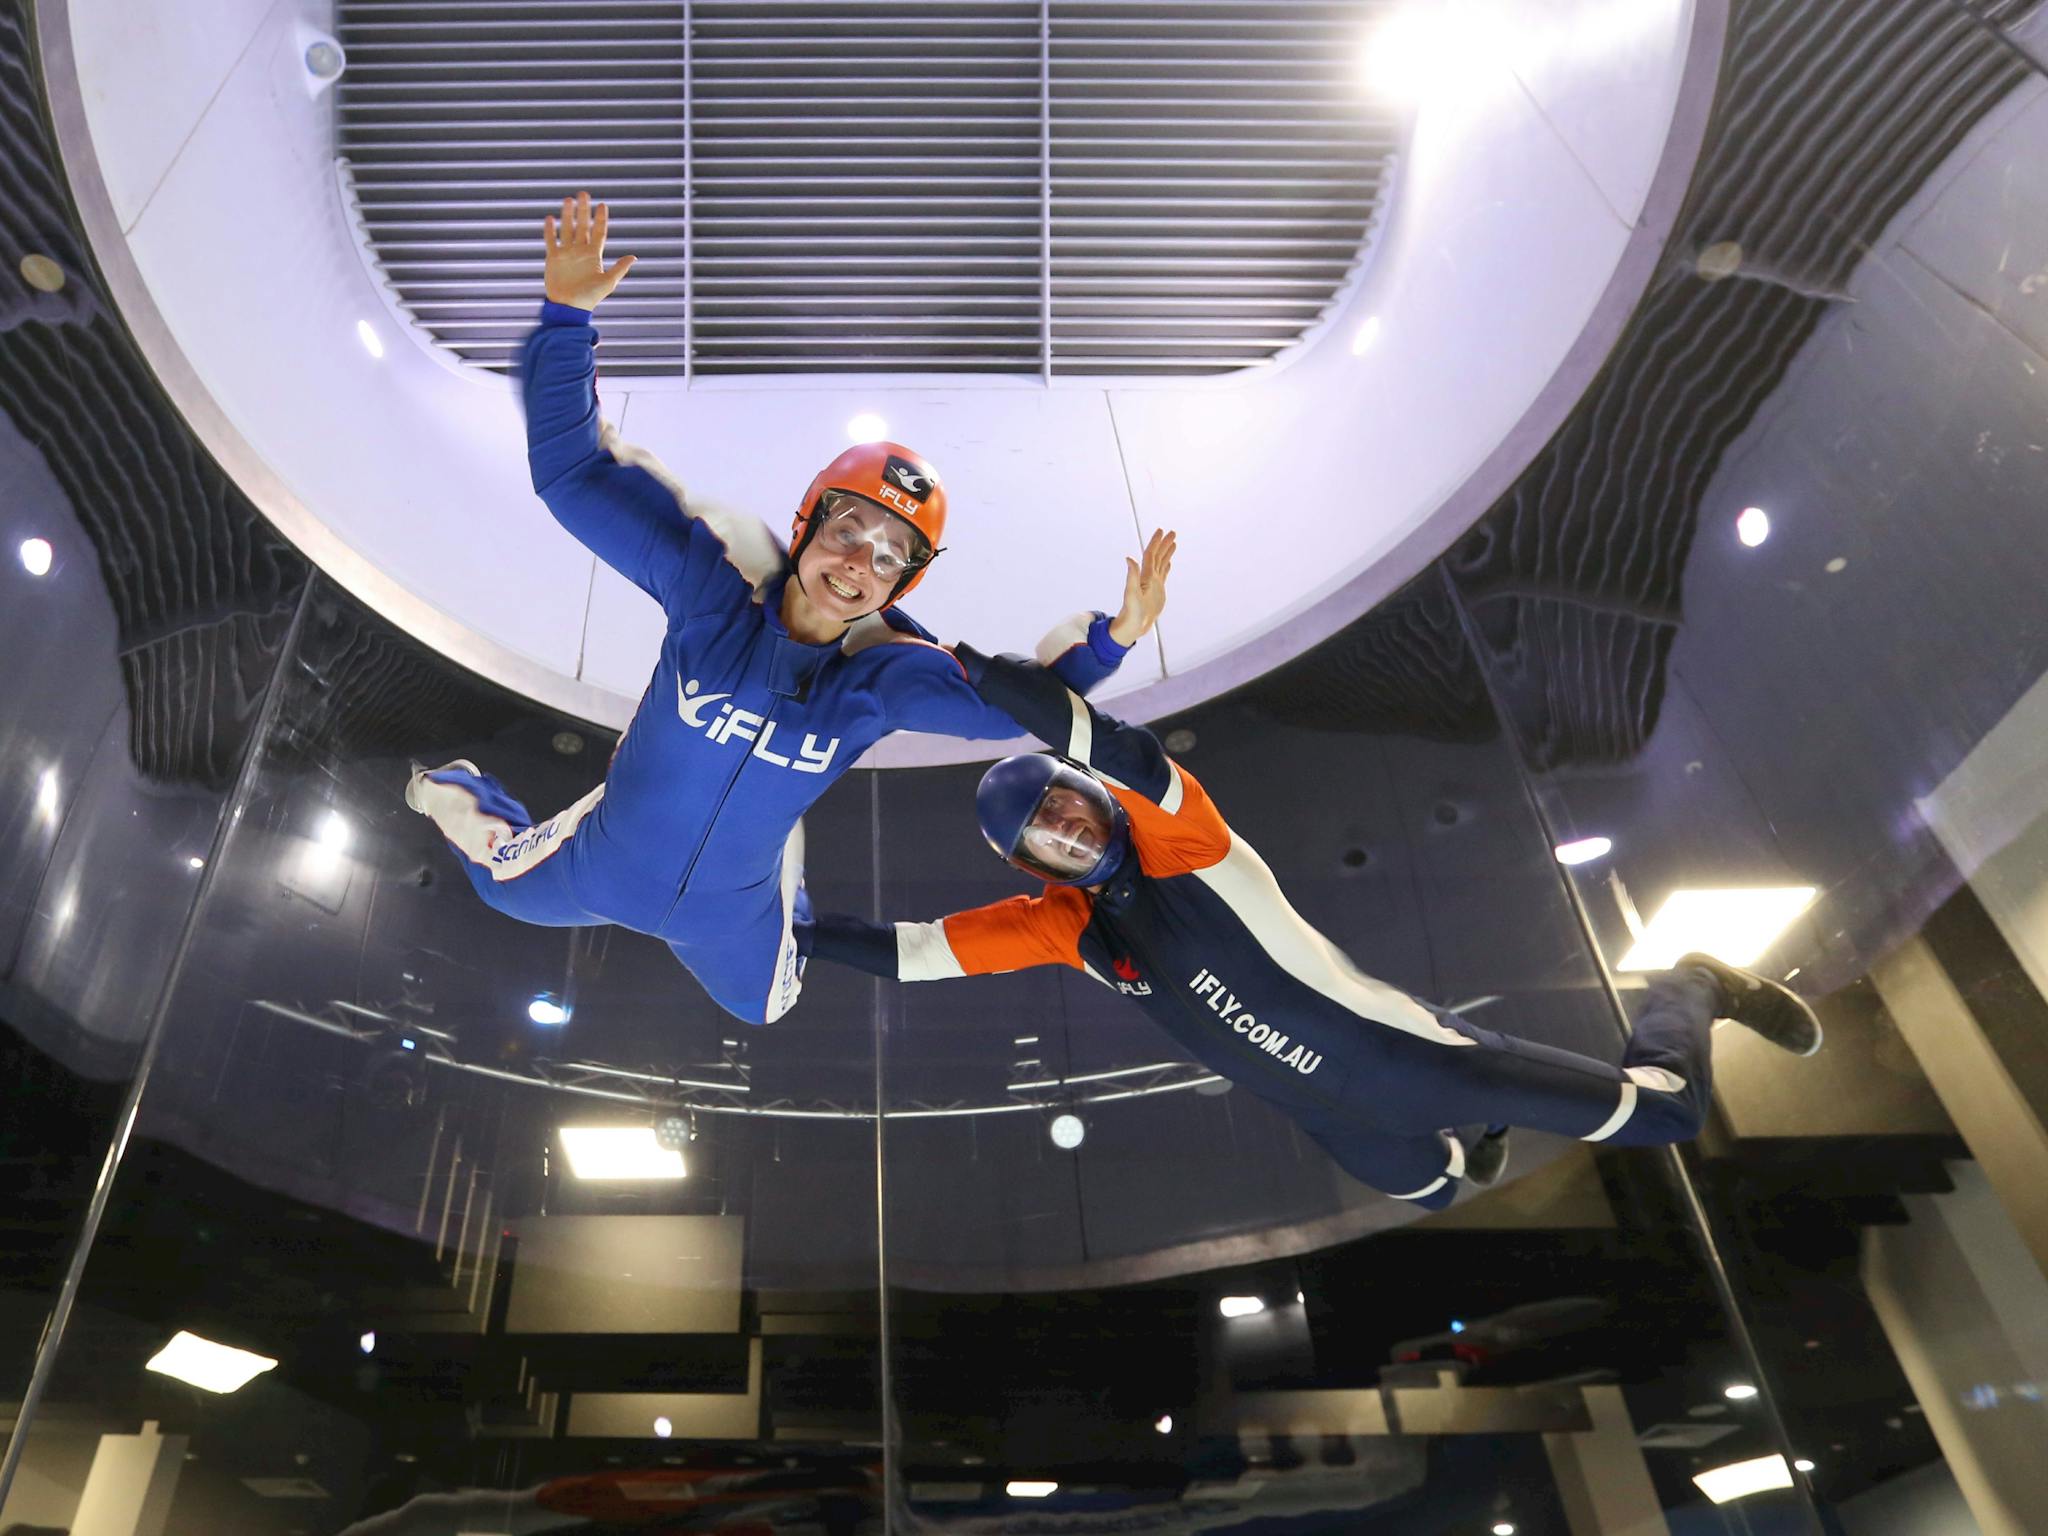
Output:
[804, 650, 1721, 1210]
[414, 304, 1128, 1023]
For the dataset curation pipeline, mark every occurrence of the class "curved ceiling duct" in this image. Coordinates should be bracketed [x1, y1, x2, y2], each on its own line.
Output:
[335, 0, 1398, 378]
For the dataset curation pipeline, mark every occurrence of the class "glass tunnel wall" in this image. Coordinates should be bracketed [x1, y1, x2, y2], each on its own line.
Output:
[6, 3, 2048, 1536]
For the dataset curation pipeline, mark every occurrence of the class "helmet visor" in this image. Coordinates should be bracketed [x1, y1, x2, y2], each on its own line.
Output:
[817, 491, 932, 581]
[1011, 767, 1119, 881]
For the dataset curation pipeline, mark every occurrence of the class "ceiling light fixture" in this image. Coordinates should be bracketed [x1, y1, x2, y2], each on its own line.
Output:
[1006, 1482, 1058, 1498]
[1724, 1383, 1759, 1401]
[558, 1126, 687, 1181]
[1049, 1113, 1085, 1150]
[1493, 1525, 1518, 1536]
[316, 811, 352, 852]
[1554, 836, 1613, 866]
[528, 995, 570, 1027]
[1693, 1453, 1793, 1504]
[1154, 1414, 1173, 1435]
[1793, 1458, 1814, 1472]
[653, 1416, 673, 1438]
[1736, 506, 1770, 546]
[845, 412, 889, 443]
[1219, 1296, 1265, 1319]
[146, 1331, 279, 1394]
[1616, 887, 1817, 971]
[19, 537, 53, 576]
[359, 1331, 376, 1355]
[187, 856, 206, 871]
[356, 319, 385, 359]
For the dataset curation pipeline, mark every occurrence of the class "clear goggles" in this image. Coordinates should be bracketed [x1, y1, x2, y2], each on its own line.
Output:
[816, 491, 930, 581]
[1012, 769, 1119, 882]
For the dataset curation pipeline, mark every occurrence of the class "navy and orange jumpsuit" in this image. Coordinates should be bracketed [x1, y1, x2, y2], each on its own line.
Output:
[804, 649, 1723, 1210]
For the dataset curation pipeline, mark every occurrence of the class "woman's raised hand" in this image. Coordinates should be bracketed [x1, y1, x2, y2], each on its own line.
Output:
[1108, 528, 1177, 648]
[543, 190, 636, 311]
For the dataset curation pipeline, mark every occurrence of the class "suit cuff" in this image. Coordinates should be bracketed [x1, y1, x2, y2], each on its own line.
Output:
[1087, 613, 1131, 666]
[539, 300, 594, 326]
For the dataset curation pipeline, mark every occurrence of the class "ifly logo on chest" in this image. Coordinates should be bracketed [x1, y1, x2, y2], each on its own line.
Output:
[679, 678, 838, 773]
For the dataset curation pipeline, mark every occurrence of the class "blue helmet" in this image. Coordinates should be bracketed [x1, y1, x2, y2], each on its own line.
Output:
[975, 754, 1131, 886]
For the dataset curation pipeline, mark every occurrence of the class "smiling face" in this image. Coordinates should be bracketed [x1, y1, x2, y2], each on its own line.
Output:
[1015, 783, 1116, 881]
[789, 493, 930, 630]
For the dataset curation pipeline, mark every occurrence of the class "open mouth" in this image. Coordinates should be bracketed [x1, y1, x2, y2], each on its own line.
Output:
[823, 574, 863, 602]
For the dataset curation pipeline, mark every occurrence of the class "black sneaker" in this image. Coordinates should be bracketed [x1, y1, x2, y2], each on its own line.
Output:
[1463, 1126, 1511, 1188]
[1678, 953, 1823, 1057]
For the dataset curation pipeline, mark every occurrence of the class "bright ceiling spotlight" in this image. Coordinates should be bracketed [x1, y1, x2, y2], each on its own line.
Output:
[1218, 1296, 1266, 1319]
[359, 1331, 376, 1355]
[1736, 506, 1771, 546]
[1493, 1525, 1518, 1536]
[316, 810, 352, 852]
[653, 1416, 673, 1439]
[187, 856, 207, 871]
[1350, 315, 1381, 356]
[1693, 1453, 1793, 1504]
[356, 319, 385, 359]
[1554, 836, 1613, 866]
[1793, 1458, 1815, 1472]
[558, 1125, 687, 1181]
[1450, 1320, 1466, 1333]
[1358, 6, 1461, 106]
[845, 412, 889, 443]
[19, 537, 53, 576]
[1616, 887, 1818, 971]
[146, 1331, 279, 1394]
[528, 995, 571, 1026]
[1154, 1414, 1173, 1435]
[1724, 1383, 1760, 1401]
[1005, 1482, 1058, 1498]
[1049, 1113, 1085, 1150]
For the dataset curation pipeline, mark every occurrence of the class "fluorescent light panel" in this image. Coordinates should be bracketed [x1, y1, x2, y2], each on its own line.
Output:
[146, 1331, 279, 1394]
[1219, 1296, 1265, 1319]
[558, 1125, 687, 1181]
[1693, 1453, 1793, 1504]
[1006, 1482, 1058, 1498]
[1617, 887, 1817, 971]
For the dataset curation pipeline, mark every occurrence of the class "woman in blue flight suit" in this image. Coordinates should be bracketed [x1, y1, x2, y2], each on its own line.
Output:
[405, 192, 1170, 1024]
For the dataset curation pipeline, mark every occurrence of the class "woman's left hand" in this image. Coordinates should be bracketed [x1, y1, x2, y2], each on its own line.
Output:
[1108, 528, 1177, 647]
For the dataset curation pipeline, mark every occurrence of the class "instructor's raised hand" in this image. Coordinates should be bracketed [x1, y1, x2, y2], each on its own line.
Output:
[543, 190, 636, 311]
[1108, 528, 1177, 647]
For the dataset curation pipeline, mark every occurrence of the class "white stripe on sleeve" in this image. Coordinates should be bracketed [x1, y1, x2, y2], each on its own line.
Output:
[1160, 760, 1185, 814]
[896, 920, 967, 981]
[1065, 687, 1093, 762]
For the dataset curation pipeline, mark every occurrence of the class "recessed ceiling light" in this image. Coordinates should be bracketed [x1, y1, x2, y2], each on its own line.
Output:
[359, 1331, 376, 1355]
[187, 856, 207, 871]
[1616, 887, 1817, 971]
[316, 811, 352, 852]
[1219, 1296, 1265, 1319]
[19, 537, 53, 576]
[356, 319, 385, 359]
[1006, 1481, 1058, 1498]
[1724, 1383, 1760, 1401]
[558, 1125, 687, 1181]
[1350, 315, 1381, 355]
[653, 1416, 673, 1438]
[1793, 1458, 1815, 1472]
[528, 995, 570, 1026]
[146, 1331, 279, 1394]
[1554, 836, 1613, 866]
[1693, 1453, 1792, 1504]
[1154, 1414, 1173, 1434]
[1493, 1524, 1518, 1536]
[1049, 1113, 1085, 1149]
[846, 412, 889, 443]
[1736, 506, 1770, 546]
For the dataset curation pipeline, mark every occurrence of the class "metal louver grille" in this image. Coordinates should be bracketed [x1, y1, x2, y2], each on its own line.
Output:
[336, 0, 1395, 378]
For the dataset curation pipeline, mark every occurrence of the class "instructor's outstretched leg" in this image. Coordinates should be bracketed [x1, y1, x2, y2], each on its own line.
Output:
[405, 761, 600, 927]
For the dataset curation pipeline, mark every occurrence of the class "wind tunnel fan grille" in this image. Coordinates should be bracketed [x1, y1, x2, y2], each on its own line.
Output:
[334, 0, 1397, 378]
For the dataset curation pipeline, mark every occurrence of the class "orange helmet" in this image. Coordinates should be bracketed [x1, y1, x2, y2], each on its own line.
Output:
[789, 441, 947, 606]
